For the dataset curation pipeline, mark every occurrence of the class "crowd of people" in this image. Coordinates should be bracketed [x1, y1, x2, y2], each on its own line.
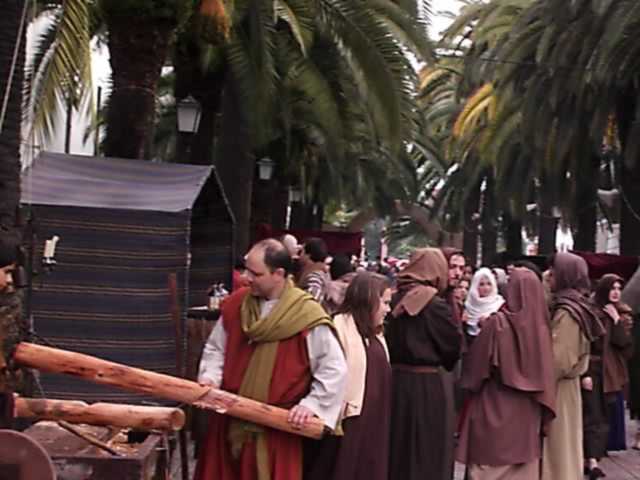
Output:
[194, 235, 640, 480]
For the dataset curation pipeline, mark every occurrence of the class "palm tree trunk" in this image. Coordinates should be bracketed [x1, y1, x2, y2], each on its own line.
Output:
[251, 174, 274, 230]
[538, 175, 557, 254]
[463, 182, 480, 266]
[481, 171, 498, 265]
[572, 153, 598, 252]
[103, 14, 175, 159]
[289, 202, 308, 230]
[270, 181, 289, 230]
[616, 90, 640, 256]
[215, 74, 254, 254]
[619, 164, 640, 256]
[0, 0, 25, 404]
[616, 87, 640, 256]
[503, 211, 523, 257]
[0, 0, 24, 229]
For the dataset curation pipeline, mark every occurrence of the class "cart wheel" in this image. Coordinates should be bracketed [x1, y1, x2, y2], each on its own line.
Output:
[0, 429, 55, 480]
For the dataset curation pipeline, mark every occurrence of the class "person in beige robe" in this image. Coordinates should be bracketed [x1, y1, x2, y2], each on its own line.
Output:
[542, 253, 604, 480]
[542, 309, 591, 480]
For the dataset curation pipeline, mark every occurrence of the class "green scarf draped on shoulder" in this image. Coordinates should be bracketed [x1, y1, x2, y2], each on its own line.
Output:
[229, 279, 333, 480]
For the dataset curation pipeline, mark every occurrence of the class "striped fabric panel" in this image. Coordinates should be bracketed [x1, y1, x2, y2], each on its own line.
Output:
[30, 205, 189, 405]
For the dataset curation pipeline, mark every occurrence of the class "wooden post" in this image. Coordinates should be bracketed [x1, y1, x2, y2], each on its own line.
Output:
[167, 272, 189, 480]
[15, 396, 185, 431]
[13, 342, 325, 439]
[167, 272, 184, 377]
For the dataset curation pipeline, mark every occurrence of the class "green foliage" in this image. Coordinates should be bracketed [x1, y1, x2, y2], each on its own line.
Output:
[405, 0, 640, 251]
[25, 0, 434, 227]
[24, 0, 94, 145]
[218, 0, 434, 213]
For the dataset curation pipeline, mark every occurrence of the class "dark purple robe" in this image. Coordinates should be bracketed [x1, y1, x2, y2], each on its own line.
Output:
[304, 337, 391, 480]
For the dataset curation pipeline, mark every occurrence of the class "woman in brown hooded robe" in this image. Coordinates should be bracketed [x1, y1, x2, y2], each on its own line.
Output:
[581, 274, 632, 476]
[386, 248, 463, 480]
[594, 276, 632, 456]
[456, 268, 556, 480]
[542, 253, 605, 480]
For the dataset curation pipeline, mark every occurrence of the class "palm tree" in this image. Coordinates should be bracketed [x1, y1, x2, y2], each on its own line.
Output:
[100, 1, 190, 159]
[26, 0, 188, 159]
[413, 2, 532, 260]
[25, 0, 94, 149]
[485, 0, 640, 254]
[0, 0, 26, 227]
[25, 0, 435, 252]
[174, 0, 435, 251]
[426, 0, 615, 257]
[488, 0, 606, 252]
[0, 0, 27, 397]
[587, 1, 640, 255]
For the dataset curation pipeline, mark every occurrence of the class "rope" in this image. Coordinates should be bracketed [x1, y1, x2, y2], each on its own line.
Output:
[0, 0, 30, 135]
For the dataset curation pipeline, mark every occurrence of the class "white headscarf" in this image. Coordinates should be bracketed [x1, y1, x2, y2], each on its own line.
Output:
[464, 267, 505, 335]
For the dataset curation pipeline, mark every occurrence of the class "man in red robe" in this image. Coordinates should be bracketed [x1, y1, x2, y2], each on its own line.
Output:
[194, 238, 347, 480]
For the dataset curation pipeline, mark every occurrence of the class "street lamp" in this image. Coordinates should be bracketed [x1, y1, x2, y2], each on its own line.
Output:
[177, 95, 202, 133]
[257, 157, 275, 180]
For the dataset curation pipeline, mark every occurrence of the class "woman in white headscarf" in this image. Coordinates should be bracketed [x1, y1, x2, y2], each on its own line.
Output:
[464, 268, 506, 337]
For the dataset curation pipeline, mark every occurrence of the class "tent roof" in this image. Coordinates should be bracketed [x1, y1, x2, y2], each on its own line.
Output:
[21, 152, 215, 212]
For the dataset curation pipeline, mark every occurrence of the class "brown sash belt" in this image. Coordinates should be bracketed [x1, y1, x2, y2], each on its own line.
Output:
[392, 364, 440, 374]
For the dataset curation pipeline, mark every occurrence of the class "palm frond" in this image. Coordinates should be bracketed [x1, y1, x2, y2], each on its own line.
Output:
[274, 0, 315, 56]
[227, 0, 278, 148]
[316, 0, 421, 153]
[24, 0, 93, 145]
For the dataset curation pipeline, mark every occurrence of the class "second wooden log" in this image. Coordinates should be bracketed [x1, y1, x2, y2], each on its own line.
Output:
[15, 396, 186, 431]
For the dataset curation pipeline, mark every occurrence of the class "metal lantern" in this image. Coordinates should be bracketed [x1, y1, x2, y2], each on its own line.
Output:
[177, 95, 202, 133]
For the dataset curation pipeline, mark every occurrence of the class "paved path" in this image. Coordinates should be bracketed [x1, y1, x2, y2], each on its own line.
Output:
[174, 416, 640, 480]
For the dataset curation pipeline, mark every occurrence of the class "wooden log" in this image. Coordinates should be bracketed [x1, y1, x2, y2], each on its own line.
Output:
[14, 342, 325, 439]
[15, 396, 185, 431]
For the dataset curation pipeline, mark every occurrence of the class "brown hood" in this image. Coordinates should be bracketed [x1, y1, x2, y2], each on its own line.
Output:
[392, 248, 448, 317]
[552, 252, 604, 341]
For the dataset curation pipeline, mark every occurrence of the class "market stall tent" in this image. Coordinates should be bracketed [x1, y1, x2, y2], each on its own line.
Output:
[21, 152, 234, 404]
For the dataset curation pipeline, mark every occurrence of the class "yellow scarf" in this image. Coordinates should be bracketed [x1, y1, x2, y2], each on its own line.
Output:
[229, 280, 332, 480]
